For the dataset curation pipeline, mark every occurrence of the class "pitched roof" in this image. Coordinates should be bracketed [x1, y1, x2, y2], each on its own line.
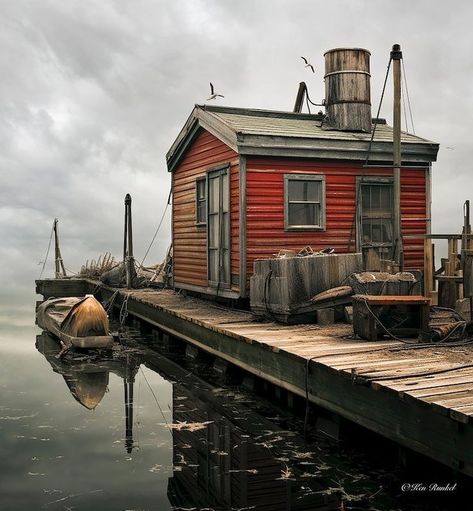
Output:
[167, 104, 439, 171]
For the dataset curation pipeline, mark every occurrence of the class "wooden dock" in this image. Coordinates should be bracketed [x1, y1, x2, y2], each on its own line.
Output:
[36, 278, 473, 476]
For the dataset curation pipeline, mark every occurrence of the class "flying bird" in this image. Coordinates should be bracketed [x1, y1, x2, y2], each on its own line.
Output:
[207, 82, 224, 101]
[301, 56, 315, 73]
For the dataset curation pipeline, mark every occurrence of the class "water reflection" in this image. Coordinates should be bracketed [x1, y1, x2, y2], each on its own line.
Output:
[27, 327, 439, 511]
[36, 334, 110, 410]
[36, 332, 140, 454]
[166, 382, 341, 510]
[34, 332, 351, 510]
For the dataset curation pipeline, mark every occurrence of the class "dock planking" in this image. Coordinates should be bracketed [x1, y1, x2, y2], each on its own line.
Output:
[36, 278, 473, 476]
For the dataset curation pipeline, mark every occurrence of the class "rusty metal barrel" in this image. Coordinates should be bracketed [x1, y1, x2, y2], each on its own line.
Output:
[324, 48, 371, 132]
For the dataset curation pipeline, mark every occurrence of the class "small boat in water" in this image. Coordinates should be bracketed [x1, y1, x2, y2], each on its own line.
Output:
[36, 295, 114, 355]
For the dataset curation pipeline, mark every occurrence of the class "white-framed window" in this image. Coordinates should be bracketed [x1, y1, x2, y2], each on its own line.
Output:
[284, 174, 326, 230]
[196, 177, 207, 225]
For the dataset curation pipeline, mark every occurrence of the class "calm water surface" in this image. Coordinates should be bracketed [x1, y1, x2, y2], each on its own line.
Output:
[0, 311, 465, 510]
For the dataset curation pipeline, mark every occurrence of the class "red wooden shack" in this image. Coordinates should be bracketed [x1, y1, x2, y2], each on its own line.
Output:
[166, 48, 439, 300]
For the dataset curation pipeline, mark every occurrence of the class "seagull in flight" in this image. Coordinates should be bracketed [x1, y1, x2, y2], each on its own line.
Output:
[301, 56, 315, 73]
[207, 82, 224, 101]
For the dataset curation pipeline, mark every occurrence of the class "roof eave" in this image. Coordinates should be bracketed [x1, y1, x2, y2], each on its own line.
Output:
[166, 106, 439, 171]
[236, 134, 439, 164]
[166, 106, 238, 172]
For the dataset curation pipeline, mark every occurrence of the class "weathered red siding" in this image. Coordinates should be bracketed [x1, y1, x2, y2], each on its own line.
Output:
[245, 157, 427, 286]
[401, 168, 428, 270]
[172, 129, 239, 291]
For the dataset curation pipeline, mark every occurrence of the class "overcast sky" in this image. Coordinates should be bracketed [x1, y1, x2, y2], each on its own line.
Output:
[2, 0, 472, 318]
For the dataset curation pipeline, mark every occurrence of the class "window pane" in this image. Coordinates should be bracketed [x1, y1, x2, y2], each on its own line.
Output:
[361, 183, 392, 212]
[221, 212, 230, 249]
[196, 179, 207, 224]
[361, 185, 370, 209]
[372, 223, 383, 242]
[380, 185, 392, 209]
[288, 180, 320, 202]
[197, 180, 206, 200]
[208, 177, 219, 213]
[362, 219, 393, 244]
[197, 201, 206, 223]
[222, 172, 229, 212]
[362, 221, 372, 244]
[208, 214, 218, 246]
[288, 203, 320, 226]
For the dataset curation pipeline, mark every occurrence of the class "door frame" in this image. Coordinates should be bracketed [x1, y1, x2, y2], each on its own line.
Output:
[356, 175, 395, 262]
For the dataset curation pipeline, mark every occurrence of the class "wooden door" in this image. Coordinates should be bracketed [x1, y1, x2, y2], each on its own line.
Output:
[358, 179, 394, 269]
[208, 168, 230, 287]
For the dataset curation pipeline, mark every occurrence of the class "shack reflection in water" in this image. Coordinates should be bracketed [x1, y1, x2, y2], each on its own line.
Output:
[33, 330, 391, 510]
[167, 385, 340, 510]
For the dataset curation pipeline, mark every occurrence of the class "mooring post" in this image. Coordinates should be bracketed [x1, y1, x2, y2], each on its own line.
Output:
[124, 194, 135, 288]
[391, 44, 403, 269]
[127, 195, 133, 261]
[123, 197, 128, 262]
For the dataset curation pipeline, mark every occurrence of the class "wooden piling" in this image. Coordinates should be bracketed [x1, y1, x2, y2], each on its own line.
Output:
[123, 194, 135, 288]
[391, 44, 403, 269]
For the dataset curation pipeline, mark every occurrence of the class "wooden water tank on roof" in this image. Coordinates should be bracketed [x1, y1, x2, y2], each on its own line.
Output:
[324, 48, 371, 132]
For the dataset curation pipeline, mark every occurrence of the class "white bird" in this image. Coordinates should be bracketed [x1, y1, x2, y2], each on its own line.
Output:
[207, 82, 224, 101]
[301, 56, 315, 73]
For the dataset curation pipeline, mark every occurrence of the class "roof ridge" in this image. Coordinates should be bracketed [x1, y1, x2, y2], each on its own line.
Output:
[197, 104, 325, 121]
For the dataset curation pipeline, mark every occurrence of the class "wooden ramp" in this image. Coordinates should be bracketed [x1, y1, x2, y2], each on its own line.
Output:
[36, 279, 473, 476]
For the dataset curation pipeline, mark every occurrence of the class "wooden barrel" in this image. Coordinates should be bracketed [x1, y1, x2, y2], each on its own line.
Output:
[324, 48, 371, 132]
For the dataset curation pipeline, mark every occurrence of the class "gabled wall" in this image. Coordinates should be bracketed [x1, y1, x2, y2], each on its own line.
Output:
[172, 129, 240, 294]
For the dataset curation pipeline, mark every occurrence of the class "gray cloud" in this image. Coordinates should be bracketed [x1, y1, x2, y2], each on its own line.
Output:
[1, 0, 472, 309]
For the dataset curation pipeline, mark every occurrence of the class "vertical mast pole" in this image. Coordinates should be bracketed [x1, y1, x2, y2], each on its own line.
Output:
[53, 218, 67, 278]
[391, 44, 403, 268]
[54, 219, 60, 278]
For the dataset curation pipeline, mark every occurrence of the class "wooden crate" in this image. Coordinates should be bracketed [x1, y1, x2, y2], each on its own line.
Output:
[250, 253, 362, 323]
[352, 295, 431, 341]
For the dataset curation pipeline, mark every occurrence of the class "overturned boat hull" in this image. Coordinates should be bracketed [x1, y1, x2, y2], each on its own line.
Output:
[36, 295, 114, 350]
